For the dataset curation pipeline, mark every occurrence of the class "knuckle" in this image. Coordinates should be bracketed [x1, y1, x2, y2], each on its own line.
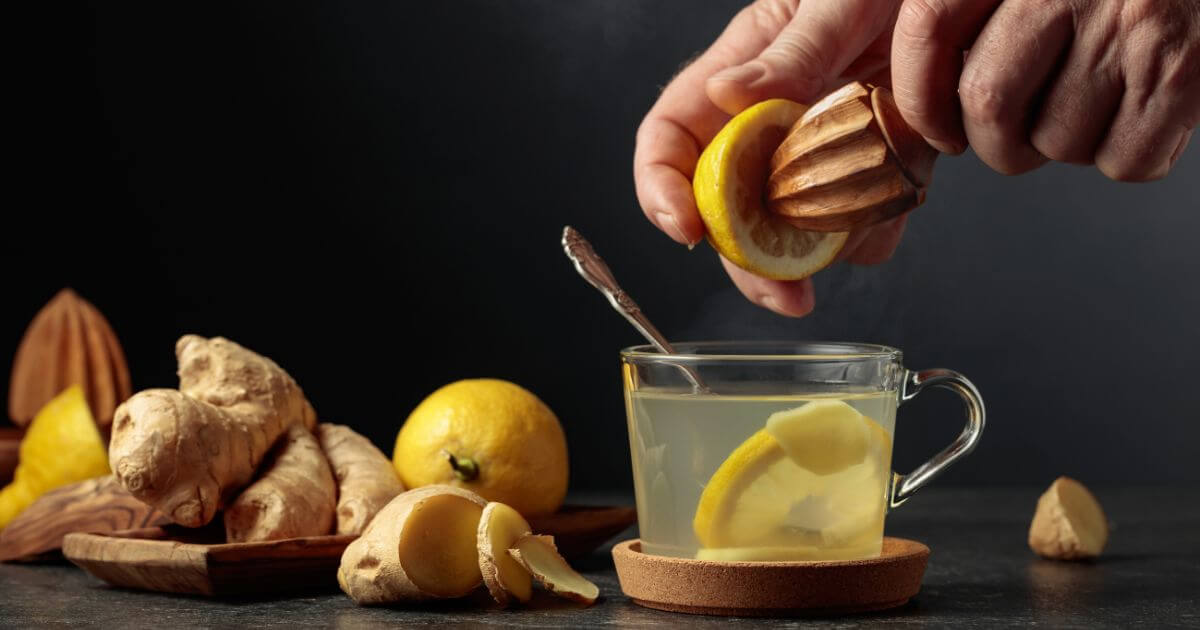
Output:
[1161, 48, 1200, 124]
[746, 0, 797, 34]
[764, 32, 828, 77]
[1118, 0, 1167, 32]
[897, 0, 952, 40]
[958, 75, 1010, 126]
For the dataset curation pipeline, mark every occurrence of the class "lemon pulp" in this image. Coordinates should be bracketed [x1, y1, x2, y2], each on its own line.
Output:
[692, 399, 892, 560]
[693, 99, 848, 280]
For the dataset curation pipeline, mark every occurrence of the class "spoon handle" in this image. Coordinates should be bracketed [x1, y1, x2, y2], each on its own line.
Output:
[561, 226, 708, 393]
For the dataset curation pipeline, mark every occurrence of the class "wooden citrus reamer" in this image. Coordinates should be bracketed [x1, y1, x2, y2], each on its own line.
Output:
[766, 82, 939, 232]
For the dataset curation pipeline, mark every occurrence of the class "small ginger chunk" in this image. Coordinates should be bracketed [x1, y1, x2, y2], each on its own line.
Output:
[508, 535, 599, 605]
[338, 485, 486, 605]
[477, 502, 533, 606]
[1028, 476, 1108, 560]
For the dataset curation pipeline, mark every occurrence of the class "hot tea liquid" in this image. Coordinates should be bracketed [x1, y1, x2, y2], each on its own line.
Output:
[626, 390, 896, 560]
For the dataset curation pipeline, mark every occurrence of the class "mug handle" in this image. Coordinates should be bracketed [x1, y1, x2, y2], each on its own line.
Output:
[889, 368, 986, 508]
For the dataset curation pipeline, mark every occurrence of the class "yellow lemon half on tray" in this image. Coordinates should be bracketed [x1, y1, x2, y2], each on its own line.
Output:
[693, 99, 849, 280]
[692, 400, 892, 561]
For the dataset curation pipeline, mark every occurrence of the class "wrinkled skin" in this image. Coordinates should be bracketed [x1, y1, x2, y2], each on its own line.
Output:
[634, 0, 1200, 316]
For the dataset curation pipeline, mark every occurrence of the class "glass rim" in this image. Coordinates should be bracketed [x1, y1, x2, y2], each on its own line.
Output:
[619, 340, 902, 362]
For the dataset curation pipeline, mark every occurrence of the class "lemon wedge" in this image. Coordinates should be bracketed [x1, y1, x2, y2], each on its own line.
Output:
[693, 430, 803, 548]
[693, 400, 892, 557]
[693, 99, 848, 280]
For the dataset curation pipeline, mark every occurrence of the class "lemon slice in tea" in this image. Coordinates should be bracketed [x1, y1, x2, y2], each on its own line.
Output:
[693, 99, 848, 280]
[692, 400, 892, 555]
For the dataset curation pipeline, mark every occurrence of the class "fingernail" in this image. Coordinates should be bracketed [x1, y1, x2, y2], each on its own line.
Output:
[710, 63, 765, 86]
[658, 212, 692, 246]
[761, 295, 788, 316]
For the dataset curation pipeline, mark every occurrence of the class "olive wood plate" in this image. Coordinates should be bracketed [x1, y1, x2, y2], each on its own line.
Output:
[63, 504, 636, 596]
[612, 537, 929, 617]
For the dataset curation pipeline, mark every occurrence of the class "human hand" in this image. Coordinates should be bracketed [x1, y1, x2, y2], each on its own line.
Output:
[633, 0, 908, 317]
[891, 0, 1200, 180]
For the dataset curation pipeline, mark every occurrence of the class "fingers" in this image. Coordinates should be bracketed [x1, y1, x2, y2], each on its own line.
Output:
[958, 0, 1076, 174]
[707, 0, 903, 115]
[634, 119, 708, 245]
[720, 256, 816, 317]
[892, 0, 1003, 154]
[1093, 9, 1200, 182]
[1096, 100, 1195, 182]
[717, 212, 910, 317]
[835, 227, 876, 263]
[1029, 10, 1125, 165]
[845, 214, 910, 265]
[634, 3, 789, 245]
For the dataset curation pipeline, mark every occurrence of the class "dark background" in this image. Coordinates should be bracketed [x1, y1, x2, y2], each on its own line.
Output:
[5, 2, 1198, 491]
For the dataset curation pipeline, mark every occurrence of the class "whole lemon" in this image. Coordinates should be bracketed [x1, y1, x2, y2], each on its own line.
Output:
[394, 379, 568, 516]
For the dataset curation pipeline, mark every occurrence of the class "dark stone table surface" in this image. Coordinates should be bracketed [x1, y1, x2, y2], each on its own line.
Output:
[0, 486, 1197, 628]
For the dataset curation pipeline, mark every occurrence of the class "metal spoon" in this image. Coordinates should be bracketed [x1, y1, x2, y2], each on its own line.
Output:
[561, 226, 708, 393]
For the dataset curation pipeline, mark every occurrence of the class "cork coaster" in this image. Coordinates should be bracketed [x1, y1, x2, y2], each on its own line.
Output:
[612, 537, 929, 617]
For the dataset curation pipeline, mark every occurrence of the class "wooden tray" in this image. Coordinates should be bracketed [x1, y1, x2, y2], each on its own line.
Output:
[64, 504, 636, 596]
[0, 476, 169, 562]
[612, 537, 929, 617]
[64, 527, 354, 596]
[528, 504, 636, 559]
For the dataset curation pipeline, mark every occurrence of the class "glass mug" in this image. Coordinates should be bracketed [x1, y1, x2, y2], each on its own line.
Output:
[621, 341, 984, 561]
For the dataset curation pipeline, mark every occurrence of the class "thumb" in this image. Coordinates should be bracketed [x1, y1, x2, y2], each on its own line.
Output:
[706, 0, 901, 115]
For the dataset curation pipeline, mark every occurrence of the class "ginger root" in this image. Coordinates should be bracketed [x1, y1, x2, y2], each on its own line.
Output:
[109, 336, 316, 527]
[175, 335, 315, 429]
[477, 501, 533, 606]
[316, 423, 404, 535]
[509, 534, 599, 605]
[1029, 476, 1109, 560]
[338, 485, 486, 605]
[224, 424, 336, 542]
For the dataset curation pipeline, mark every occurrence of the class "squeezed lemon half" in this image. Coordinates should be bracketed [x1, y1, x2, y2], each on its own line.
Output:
[692, 400, 892, 557]
[693, 99, 848, 280]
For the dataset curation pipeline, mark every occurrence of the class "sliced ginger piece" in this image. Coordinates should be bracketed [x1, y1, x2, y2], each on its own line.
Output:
[694, 401, 892, 554]
[398, 494, 485, 596]
[477, 502, 533, 606]
[508, 534, 599, 606]
[765, 399, 870, 475]
[1029, 476, 1108, 560]
[338, 485, 486, 605]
